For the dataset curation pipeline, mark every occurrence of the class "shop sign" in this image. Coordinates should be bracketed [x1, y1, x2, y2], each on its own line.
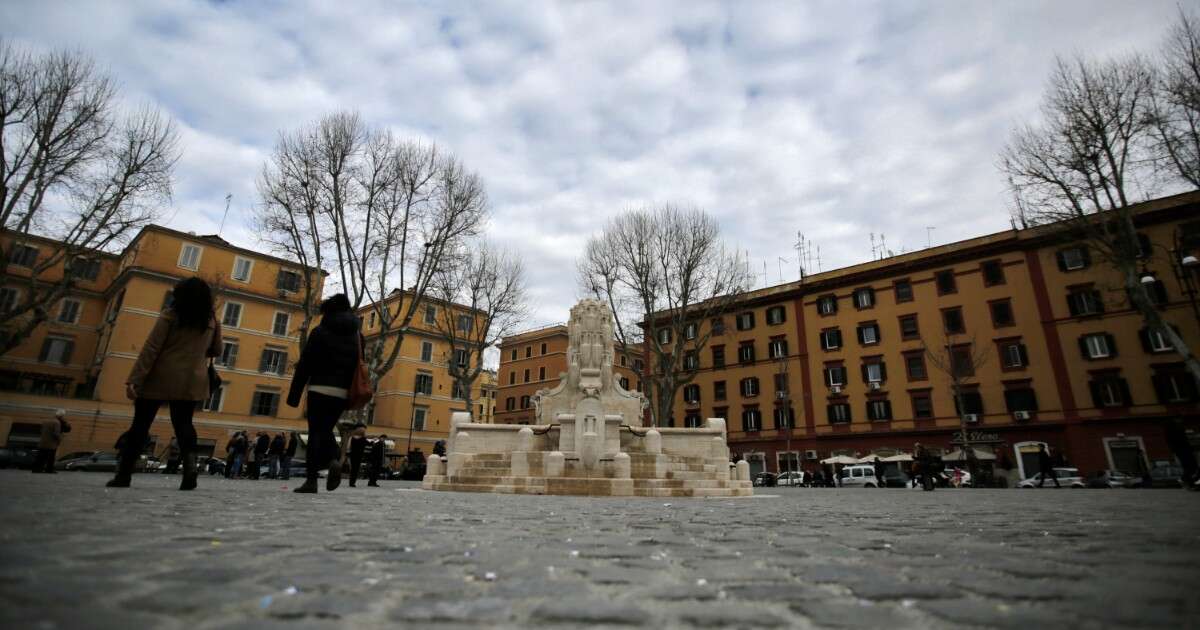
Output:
[950, 430, 1002, 444]
[1107, 439, 1140, 449]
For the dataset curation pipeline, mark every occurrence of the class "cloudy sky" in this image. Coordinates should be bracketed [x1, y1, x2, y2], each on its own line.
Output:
[1, 1, 1185, 328]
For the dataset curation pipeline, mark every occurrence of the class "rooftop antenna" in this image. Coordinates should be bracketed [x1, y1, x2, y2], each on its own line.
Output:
[219, 193, 233, 234]
[777, 257, 788, 283]
[925, 226, 936, 249]
[880, 234, 888, 259]
[816, 244, 822, 273]
[869, 232, 877, 260]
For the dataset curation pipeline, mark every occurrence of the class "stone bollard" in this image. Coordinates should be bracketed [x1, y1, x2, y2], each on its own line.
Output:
[645, 429, 662, 455]
[546, 451, 565, 477]
[614, 452, 631, 479]
[580, 431, 600, 471]
[517, 426, 534, 452]
[735, 460, 750, 482]
[426, 455, 443, 477]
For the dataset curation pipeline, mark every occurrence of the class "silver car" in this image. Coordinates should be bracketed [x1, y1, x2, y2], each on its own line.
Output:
[1017, 467, 1086, 488]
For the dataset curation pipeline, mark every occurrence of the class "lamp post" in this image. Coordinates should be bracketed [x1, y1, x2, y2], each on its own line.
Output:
[1170, 228, 1200, 325]
[407, 373, 421, 456]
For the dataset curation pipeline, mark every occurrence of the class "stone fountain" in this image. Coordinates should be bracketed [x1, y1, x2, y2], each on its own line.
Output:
[422, 299, 753, 497]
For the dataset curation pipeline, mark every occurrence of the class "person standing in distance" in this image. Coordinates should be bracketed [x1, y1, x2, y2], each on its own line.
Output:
[368, 434, 388, 487]
[286, 294, 360, 494]
[1036, 444, 1060, 488]
[348, 423, 367, 487]
[32, 409, 71, 473]
[281, 431, 300, 480]
[110, 277, 221, 490]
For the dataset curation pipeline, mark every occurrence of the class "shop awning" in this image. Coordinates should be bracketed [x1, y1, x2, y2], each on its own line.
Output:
[882, 453, 913, 462]
[820, 455, 860, 465]
[942, 447, 997, 462]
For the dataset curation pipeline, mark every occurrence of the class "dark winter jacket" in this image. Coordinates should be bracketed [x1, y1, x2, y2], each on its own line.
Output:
[285, 433, 299, 457]
[268, 435, 284, 456]
[370, 439, 386, 465]
[254, 434, 270, 457]
[287, 311, 362, 407]
[350, 435, 367, 457]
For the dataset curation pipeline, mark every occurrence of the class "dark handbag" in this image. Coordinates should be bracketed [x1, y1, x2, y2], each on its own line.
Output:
[207, 359, 222, 397]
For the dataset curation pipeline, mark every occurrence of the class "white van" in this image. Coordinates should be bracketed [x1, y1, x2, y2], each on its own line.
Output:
[838, 464, 883, 488]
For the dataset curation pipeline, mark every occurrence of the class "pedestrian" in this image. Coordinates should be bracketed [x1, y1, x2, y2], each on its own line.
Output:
[873, 456, 885, 487]
[32, 409, 71, 474]
[286, 293, 361, 494]
[163, 437, 181, 474]
[433, 440, 446, 457]
[348, 423, 367, 487]
[915, 443, 935, 491]
[1164, 419, 1199, 489]
[251, 431, 269, 479]
[228, 431, 248, 478]
[107, 277, 221, 491]
[368, 434, 387, 487]
[281, 431, 299, 480]
[1036, 444, 1060, 488]
[268, 433, 285, 479]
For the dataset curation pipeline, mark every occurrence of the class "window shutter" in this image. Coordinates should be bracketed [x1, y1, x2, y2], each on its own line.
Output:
[1136, 233, 1151, 258]
[62, 341, 74, 365]
[1055, 251, 1067, 271]
[269, 394, 280, 417]
[1092, 291, 1104, 313]
[259, 352, 269, 372]
[280, 352, 289, 374]
[1151, 374, 1172, 404]
[1105, 334, 1118, 358]
[1138, 328, 1152, 353]
[1067, 294, 1080, 317]
[879, 361, 888, 382]
[1078, 336, 1090, 359]
[856, 326, 865, 344]
[822, 368, 831, 387]
[1088, 381, 1104, 408]
[38, 339, 51, 362]
[826, 405, 835, 423]
[1080, 247, 1091, 267]
[1018, 344, 1029, 366]
[883, 400, 892, 419]
[860, 364, 869, 383]
[1118, 379, 1132, 406]
[1182, 374, 1199, 401]
[830, 298, 838, 314]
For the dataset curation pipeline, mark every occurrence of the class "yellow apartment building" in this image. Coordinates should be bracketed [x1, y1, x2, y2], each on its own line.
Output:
[659, 191, 1200, 480]
[495, 324, 644, 424]
[1, 225, 321, 459]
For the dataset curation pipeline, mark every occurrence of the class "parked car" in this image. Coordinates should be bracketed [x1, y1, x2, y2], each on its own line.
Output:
[776, 471, 807, 487]
[838, 464, 885, 488]
[752, 472, 777, 487]
[1127, 466, 1186, 489]
[1017, 468, 1086, 488]
[56, 451, 101, 471]
[1086, 469, 1136, 488]
[65, 451, 122, 472]
[0, 447, 37, 469]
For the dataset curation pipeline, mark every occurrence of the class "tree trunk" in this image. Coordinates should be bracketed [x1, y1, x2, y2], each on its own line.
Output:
[1123, 266, 1200, 387]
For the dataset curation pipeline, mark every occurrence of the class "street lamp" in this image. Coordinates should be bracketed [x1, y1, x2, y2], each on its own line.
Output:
[407, 373, 422, 456]
[1170, 229, 1200, 324]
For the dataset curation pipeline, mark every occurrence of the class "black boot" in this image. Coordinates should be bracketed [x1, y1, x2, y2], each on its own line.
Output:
[106, 453, 136, 488]
[293, 477, 318, 493]
[326, 458, 342, 492]
[179, 453, 197, 491]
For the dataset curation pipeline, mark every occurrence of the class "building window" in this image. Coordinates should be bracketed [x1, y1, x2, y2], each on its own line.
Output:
[942, 307, 965, 334]
[736, 311, 755, 331]
[421, 305, 436, 325]
[1089, 375, 1130, 408]
[894, 279, 913, 303]
[1056, 246, 1090, 271]
[57, 299, 81, 324]
[38, 337, 74, 364]
[683, 384, 701, 404]
[451, 380, 465, 399]
[952, 391, 984, 416]
[714, 381, 726, 401]
[0, 287, 18, 313]
[222, 302, 242, 328]
[711, 345, 725, 368]
[950, 346, 976, 377]
[867, 399, 893, 421]
[523, 369, 530, 383]
[232, 256, 253, 282]
[862, 361, 886, 384]
[766, 306, 786, 325]
[259, 348, 288, 375]
[276, 270, 301, 292]
[1135, 275, 1169, 305]
[981, 260, 1005, 286]
[415, 373, 434, 395]
[767, 338, 788, 359]
[620, 354, 626, 367]
[620, 376, 630, 389]
[990, 300, 1014, 327]
[999, 341, 1028, 369]
[218, 339, 239, 368]
[520, 395, 531, 409]
[823, 365, 847, 387]
[455, 349, 469, 368]
[772, 407, 794, 429]
[898, 314, 919, 340]
[1080, 333, 1116, 360]
[853, 287, 875, 309]
[250, 390, 280, 416]
[541, 342, 547, 355]
[178, 243, 202, 270]
[272, 312, 290, 336]
[685, 322, 698, 339]
[456, 314, 473, 332]
[856, 322, 880, 345]
[538, 365, 546, 380]
[508, 371, 515, 385]
[656, 328, 671, 344]
[935, 269, 957, 295]
[1004, 387, 1039, 413]
[509, 348, 517, 361]
[711, 317, 725, 334]
[505, 397, 515, 411]
[742, 408, 762, 432]
[1141, 327, 1175, 353]
[633, 359, 643, 372]
[1067, 287, 1104, 317]
[904, 353, 927, 380]
[827, 403, 851, 424]
[820, 328, 842, 351]
[773, 372, 788, 396]
[683, 351, 699, 371]
[817, 295, 838, 315]
[739, 377, 760, 397]
[202, 385, 224, 412]
[9, 243, 39, 267]
[368, 311, 376, 328]
[738, 342, 755, 364]
[911, 393, 933, 419]
[420, 341, 433, 362]
[1152, 370, 1198, 404]
[412, 407, 428, 431]
[70, 257, 100, 281]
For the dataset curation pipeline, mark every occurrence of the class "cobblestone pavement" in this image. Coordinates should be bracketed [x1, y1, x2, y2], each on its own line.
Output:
[1, 471, 1199, 629]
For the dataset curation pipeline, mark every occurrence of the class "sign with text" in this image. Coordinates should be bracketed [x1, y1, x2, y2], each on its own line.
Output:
[950, 430, 1002, 444]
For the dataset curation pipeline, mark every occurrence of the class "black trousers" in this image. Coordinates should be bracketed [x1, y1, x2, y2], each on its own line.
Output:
[306, 392, 346, 481]
[368, 459, 381, 485]
[250, 454, 262, 479]
[32, 448, 57, 472]
[349, 453, 363, 484]
[1038, 467, 1060, 487]
[121, 399, 197, 472]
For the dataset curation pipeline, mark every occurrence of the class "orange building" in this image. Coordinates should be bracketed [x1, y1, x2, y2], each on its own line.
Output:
[659, 192, 1200, 481]
[495, 324, 644, 424]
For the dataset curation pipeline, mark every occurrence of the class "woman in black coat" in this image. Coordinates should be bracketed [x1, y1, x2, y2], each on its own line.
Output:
[287, 294, 361, 494]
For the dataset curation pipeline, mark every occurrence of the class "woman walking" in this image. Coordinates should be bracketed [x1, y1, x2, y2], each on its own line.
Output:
[287, 294, 360, 494]
[108, 277, 221, 490]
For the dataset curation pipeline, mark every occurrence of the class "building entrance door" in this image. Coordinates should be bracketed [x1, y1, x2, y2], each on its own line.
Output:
[746, 453, 765, 478]
[1105, 438, 1146, 474]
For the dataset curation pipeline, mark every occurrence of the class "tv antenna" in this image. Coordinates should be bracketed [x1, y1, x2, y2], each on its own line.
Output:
[219, 193, 233, 234]
[926, 226, 936, 249]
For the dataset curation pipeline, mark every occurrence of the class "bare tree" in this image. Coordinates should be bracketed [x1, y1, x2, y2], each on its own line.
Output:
[921, 332, 991, 479]
[254, 111, 488, 422]
[430, 241, 528, 420]
[0, 43, 179, 353]
[1000, 54, 1200, 386]
[579, 204, 752, 427]
[1149, 8, 1200, 187]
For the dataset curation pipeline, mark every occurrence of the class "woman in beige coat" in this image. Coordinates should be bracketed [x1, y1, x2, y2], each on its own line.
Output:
[108, 277, 221, 490]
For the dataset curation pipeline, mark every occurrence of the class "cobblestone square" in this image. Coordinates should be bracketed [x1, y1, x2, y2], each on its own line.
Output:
[1, 471, 1198, 629]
